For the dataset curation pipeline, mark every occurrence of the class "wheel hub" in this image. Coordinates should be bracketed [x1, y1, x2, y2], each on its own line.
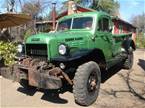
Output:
[90, 79, 97, 90]
[87, 71, 98, 92]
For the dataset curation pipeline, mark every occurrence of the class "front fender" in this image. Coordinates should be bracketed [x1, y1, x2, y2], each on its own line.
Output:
[51, 49, 92, 62]
[51, 48, 106, 70]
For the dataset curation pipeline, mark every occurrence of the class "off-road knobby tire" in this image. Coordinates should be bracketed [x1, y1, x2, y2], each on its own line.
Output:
[73, 61, 101, 106]
[20, 79, 35, 89]
[123, 48, 134, 69]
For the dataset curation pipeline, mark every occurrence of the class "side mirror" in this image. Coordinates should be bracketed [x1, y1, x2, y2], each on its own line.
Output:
[109, 26, 113, 32]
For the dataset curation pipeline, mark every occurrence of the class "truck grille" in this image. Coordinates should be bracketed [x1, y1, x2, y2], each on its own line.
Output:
[26, 44, 48, 58]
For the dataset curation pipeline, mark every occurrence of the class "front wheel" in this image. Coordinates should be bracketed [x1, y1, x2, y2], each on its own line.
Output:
[73, 61, 101, 106]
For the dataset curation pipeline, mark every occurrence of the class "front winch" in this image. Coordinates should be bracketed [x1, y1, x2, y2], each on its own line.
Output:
[12, 58, 72, 89]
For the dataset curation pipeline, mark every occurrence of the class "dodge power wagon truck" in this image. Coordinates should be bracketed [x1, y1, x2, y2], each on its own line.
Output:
[12, 11, 135, 106]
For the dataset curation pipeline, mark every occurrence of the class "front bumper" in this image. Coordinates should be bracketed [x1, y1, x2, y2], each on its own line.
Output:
[13, 64, 62, 90]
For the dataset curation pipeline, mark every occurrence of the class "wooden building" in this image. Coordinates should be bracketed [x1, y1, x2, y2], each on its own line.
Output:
[112, 17, 136, 34]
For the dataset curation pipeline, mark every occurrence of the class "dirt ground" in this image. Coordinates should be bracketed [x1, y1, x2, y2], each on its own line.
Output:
[0, 49, 145, 108]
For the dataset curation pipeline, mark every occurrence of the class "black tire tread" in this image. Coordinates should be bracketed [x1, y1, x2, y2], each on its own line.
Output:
[123, 49, 134, 69]
[73, 61, 101, 106]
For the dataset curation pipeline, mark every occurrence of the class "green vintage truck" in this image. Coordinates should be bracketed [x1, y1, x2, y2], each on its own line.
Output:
[13, 11, 135, 106]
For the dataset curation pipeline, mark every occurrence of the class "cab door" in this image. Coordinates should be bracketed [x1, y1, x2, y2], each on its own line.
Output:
[96, 16, 114, 61]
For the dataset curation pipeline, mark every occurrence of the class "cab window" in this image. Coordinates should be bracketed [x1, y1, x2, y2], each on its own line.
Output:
[98, 18, 109, 32]
[57, 19, 72, 31]
[72, 17, 93, 30]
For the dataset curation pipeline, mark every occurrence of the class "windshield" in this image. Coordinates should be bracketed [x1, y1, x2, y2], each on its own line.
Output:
[72, 17, 93, 29]
[57, 17, 93, 31]
[57, 19, 72, 31]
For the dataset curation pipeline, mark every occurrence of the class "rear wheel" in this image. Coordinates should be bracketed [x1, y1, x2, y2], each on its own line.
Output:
[123, 47, 134, 69]
[73, 61, 101, 106]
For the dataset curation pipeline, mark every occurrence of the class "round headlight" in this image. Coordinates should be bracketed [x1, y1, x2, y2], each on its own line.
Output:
[17, 44, 23, 53]
[58, 44, 67, 55]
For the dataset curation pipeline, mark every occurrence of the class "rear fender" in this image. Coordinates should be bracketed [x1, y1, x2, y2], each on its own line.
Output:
[122, 39, 136, 52]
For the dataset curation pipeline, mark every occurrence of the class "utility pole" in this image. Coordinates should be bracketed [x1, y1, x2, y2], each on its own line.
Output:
[52, 2, 56, 31]
[10, 0, 15, 12]
[7, 0, 15, 12]
[6, 0, 15, 35]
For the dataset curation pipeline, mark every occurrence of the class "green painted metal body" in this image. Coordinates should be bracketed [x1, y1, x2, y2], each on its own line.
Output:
[26, 11, 132, 67]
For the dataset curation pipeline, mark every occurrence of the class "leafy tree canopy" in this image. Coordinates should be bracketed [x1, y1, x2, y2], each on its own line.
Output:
[72, 0, 120, 16]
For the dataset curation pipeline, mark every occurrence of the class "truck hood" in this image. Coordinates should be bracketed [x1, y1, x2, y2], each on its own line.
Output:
[26, 31, 92, 44]
[26, 31, 92, 60]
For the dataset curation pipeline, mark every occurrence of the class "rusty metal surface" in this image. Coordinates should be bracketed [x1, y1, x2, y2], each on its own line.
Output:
[48, 67, 73, 85]
[28, 59, 40, 87]
[22, 58, 63, 89]
[12, 57, 72, 89]
[40, 73, 62, 89]
[22, 57, 32, 66]
[61, 71, 73, 85]
[28, 66, 40, 87]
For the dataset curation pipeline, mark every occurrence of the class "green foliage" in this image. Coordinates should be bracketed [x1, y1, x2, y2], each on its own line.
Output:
[72, 0, 120, 16]
[24, 29, 32, 41]
[22, 1, 41, 19]
[131, 13, 145, 33]
[136, 33, 145, 48]
[0, 41, 17, 66]
[96, 0, 120, 15]
[24, 28, 36, 41]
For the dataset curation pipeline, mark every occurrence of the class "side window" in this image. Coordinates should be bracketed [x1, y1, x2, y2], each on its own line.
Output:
[103, 18, 109, 31]
[119, 24, 123, 33]
[98, 18, 109, 32]
[98, 20, 103, 31]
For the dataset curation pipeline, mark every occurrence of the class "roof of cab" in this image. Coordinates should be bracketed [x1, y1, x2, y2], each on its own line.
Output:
[58, 11, 109, 21]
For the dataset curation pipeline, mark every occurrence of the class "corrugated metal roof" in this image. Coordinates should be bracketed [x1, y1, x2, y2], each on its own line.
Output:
[0, 13, 32, 29]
